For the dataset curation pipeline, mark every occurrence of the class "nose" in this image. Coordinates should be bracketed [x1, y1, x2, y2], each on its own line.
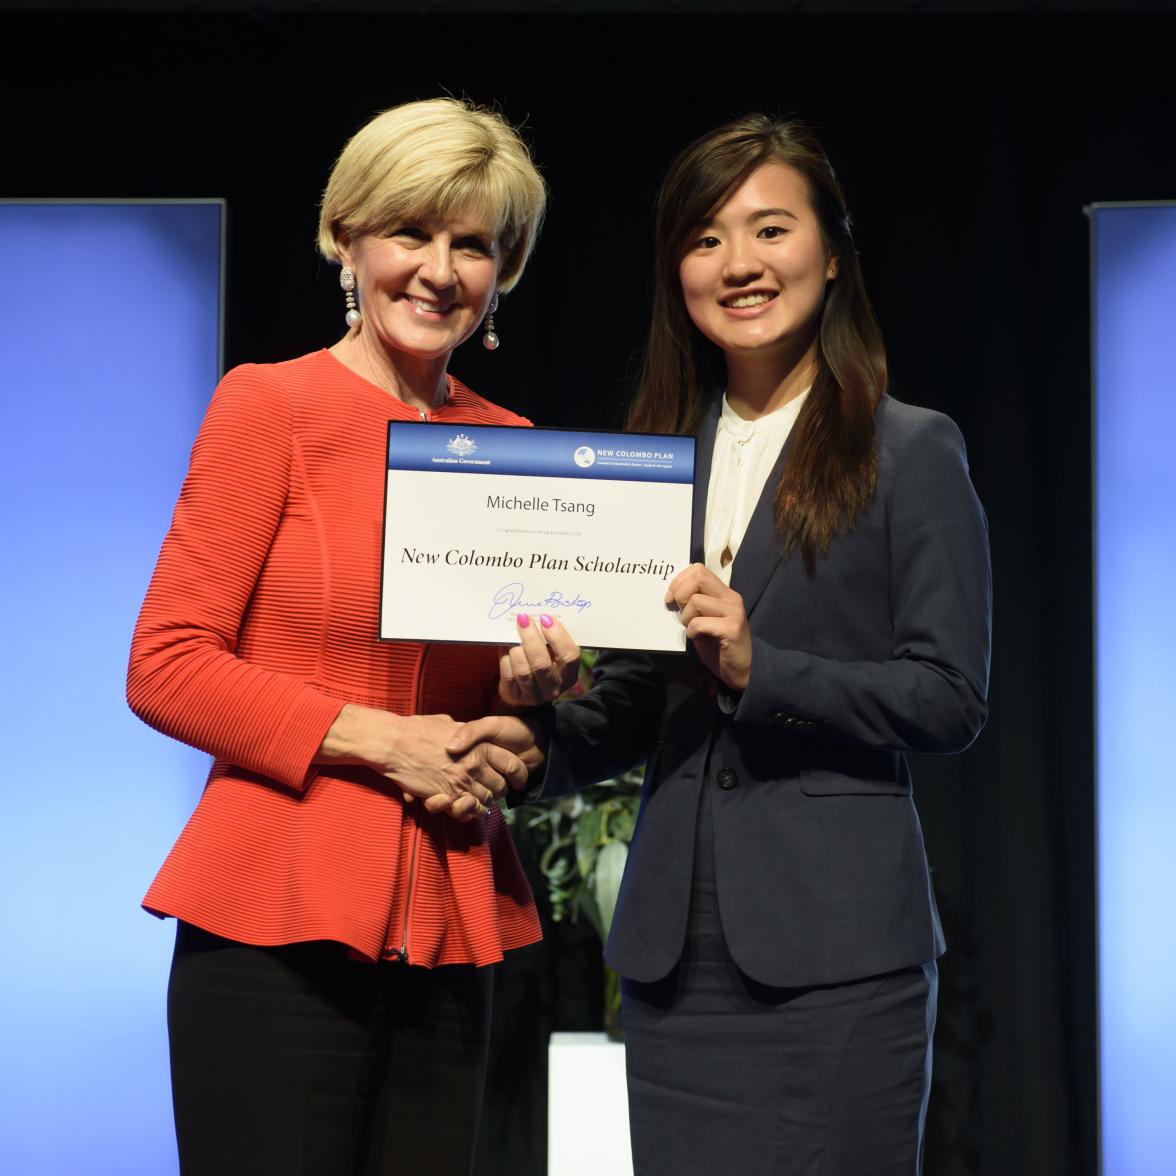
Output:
[418, 237, 455, 289]
[721, 237, 763, 284]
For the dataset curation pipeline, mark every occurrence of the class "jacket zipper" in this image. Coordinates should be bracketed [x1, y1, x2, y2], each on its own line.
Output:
[388, 823, 420, 964]
[387, 643, 430, 963]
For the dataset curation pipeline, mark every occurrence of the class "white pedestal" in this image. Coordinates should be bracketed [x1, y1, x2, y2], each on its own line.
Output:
[548, 1032, 633, 1176]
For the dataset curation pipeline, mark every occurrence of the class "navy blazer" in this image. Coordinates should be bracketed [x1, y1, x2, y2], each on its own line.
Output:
[541, 395, 992, 988]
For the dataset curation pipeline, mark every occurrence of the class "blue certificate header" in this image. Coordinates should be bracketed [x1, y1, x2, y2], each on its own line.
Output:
[386, 422, 695, 484]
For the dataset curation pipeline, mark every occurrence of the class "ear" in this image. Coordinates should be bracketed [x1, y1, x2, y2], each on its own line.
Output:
[336, 230, 354, 270]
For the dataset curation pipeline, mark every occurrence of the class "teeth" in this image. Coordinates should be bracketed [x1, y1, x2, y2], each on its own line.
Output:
[408, 297, 449, 313]
[727, 293, 773, 309]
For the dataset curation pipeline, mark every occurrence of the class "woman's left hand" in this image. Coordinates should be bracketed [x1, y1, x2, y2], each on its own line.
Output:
[498, 613, 581, 707]
[666, 563, 753, 692]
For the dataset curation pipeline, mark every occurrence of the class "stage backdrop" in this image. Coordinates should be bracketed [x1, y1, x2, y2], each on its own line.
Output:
[0, 201, 223, 1175]
[1093, 202, 1176, 1176]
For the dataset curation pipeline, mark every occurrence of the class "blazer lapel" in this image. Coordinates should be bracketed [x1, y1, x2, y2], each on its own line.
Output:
[690, 398, 721, 564]
[729, 427, 798, 618]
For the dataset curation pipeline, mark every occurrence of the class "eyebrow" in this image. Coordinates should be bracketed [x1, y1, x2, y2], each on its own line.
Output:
[750, 207, 799, 222]
[691, 206, 800, 234]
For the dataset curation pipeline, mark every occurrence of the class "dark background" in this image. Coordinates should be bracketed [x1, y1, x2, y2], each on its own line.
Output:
[5, 4, 1172, 1172]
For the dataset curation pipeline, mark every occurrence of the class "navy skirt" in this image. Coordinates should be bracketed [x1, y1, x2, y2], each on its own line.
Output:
[621, 783, 937, 1176]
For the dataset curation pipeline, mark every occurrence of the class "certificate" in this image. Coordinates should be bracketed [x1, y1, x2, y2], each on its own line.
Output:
[380, 422, 695, 652]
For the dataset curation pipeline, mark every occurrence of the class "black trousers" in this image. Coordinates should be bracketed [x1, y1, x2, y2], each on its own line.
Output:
[167, 922, 493, 1176]
[622, 785, 937, 1176]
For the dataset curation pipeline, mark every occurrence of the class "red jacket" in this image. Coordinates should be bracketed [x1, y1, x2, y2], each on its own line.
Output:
[128, 350, 540, 965]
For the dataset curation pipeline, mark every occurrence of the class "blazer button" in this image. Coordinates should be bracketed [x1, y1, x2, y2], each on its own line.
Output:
[717, 768, 738, 790]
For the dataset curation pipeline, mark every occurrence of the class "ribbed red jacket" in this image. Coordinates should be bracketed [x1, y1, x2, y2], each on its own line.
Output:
[128, 350, 541, 966]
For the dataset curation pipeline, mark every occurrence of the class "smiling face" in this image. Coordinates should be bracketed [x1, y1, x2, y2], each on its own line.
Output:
[678, 160, 837, 364]
[339, 210, 501, 362]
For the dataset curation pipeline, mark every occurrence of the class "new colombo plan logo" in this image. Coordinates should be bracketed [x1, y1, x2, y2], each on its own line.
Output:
[573, 445, 596, 468]
[446, 433, 477, 457]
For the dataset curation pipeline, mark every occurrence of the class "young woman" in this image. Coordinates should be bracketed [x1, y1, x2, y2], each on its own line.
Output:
[456, 115, 991, 1174]
[128, 98, 577, 1175]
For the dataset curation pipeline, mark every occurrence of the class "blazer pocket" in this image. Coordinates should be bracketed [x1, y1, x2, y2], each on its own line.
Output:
[798, 767, 911, 797]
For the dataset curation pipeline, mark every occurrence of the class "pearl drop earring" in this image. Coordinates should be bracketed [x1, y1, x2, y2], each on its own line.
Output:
[482, 293, 500, 351]
[340, 266, 361, 328]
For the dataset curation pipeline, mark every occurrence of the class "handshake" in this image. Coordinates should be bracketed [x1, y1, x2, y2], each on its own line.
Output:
[317, 613, 579, 821]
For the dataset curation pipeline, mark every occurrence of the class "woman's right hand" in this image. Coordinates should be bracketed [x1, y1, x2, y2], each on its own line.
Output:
[446, 714, 548, 791]
[317, 704, 528, 821]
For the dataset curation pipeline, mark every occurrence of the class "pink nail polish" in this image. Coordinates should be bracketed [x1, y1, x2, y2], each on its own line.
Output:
[517, 612, 531, 629]
[540, 613, 554, 629]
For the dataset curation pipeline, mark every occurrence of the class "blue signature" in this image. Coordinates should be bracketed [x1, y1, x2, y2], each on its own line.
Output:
[489, 581, 593, 620]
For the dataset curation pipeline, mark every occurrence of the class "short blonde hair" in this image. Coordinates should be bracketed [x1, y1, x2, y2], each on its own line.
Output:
[318, 98, 547, 291]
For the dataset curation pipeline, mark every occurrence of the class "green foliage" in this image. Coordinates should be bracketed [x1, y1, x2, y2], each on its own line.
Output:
[509, 770, 644, 932]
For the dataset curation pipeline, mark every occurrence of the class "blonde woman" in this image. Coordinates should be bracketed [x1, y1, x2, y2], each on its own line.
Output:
[128, 99, 576, 1175]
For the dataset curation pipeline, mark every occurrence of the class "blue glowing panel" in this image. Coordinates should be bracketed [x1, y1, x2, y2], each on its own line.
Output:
[1094, 203, 1176, 1176]
[0, 202, 222, 1175]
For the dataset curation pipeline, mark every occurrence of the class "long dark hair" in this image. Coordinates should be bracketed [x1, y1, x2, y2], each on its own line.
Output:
[629, 115, 887, 566]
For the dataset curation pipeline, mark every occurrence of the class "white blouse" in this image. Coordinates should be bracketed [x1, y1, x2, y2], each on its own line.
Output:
[704, 389, 809, 585]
